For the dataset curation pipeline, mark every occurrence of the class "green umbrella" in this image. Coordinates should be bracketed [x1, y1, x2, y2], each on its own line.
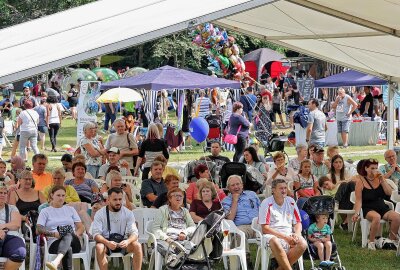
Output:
[61, 68, 97, 92]
[92, 67, 119, 82]
[123, 67, 148, 78]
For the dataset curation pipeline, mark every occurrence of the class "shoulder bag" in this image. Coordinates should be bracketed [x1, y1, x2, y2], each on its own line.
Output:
[224, 124, 242, 145]
[106, 206, 125, 253]
[25, 110, 41, 141]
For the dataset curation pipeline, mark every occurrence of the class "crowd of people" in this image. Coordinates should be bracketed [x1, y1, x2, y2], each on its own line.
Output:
[0, 72, 398, 270]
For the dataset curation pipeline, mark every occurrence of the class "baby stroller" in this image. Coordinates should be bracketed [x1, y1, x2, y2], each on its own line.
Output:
[301, 196, 346, 270]
[162, 210, 226, 270]
[219, 162, 263, 193]
[203, 114, 223, 152]
[183, 159, 218, 183]
[254, 132, 289, 160]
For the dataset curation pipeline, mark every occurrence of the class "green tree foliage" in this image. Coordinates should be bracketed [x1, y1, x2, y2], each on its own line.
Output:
[0, 0, 96, 29]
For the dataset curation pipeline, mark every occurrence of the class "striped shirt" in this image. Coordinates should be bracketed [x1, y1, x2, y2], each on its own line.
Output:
[258, 196, 301, 235]
[195, 97, 211, 118]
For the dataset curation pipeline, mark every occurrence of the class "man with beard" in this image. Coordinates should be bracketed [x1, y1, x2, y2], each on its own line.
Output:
[258, 179, 307, 270]
[91, 187, 142, 270]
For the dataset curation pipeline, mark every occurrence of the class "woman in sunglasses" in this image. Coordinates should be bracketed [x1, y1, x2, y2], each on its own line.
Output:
[352, 159, 400, 250]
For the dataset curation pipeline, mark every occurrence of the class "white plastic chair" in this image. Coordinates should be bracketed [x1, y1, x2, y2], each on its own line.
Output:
[350, 191, 394, 247]
[391, 190, 400, 213]
[43, 233, 90, 270]
[122, 176, 140, 187]
[145, 220, 163, 270]
[221, 219, 247, 270]
[334, 202, 355, 233]
[132, 208, 160, 262]
[386, 179, 398, 191]
[131, 186, 143, 207]
[24, 223, 37, 270]
[94, 249, 133, 270]
[251, 217, 304, 270]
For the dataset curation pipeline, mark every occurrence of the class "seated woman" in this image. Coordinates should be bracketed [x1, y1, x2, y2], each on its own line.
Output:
[64, 154, 94, 180]
[189, 180, 222, 223]
[352, 159, 400, 250]
[266, 152, 296, 187]
[8, 170, 46, 221]
[64, 162, 99, 203]
[322, 155, 351, 197]
[0, 182, 26, 270]
[101, 170, 134, 210]
[37, 186, 84, 270]
[288, 144, 308, 173]
[100, 166, 133, 203]
[186, 164, 225, 204]
[293, 159, 320, 199]
[242, 147, 268, 179]
[152, 188, 196, 255]
[43, 168, 80, 203]
[151, 174, 187, 208]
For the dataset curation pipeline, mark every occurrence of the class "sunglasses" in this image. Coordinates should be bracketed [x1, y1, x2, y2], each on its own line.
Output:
[368, 159, 378, 163]
[249, 199, 255, 209]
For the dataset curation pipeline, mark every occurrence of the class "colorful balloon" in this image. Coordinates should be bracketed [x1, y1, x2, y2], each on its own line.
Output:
[189, 117, 209, 143]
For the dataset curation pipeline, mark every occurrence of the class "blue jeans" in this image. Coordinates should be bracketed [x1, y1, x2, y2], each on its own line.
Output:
[87, 165, 100, 179]
[104, 112, 116, 131]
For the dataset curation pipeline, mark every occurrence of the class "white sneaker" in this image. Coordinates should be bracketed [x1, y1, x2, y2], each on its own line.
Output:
[368, 241, 376, 250]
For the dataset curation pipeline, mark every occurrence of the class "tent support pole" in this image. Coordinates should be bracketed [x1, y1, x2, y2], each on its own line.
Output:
[387, 80, 395, 149]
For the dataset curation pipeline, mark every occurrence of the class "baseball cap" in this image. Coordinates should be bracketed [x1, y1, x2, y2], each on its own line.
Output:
[314, 146, 325, 153]
[107, 147, 120, 154]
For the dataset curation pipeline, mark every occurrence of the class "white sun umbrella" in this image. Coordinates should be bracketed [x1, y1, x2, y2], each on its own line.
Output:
[97, 87, 143, 116]
[97, 87, 142, 103]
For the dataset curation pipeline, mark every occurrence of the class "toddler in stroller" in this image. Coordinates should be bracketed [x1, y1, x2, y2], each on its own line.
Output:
[301, 196, 346, 270]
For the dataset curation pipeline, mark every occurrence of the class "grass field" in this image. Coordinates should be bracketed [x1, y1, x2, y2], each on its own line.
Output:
[4, 116, 399, 269]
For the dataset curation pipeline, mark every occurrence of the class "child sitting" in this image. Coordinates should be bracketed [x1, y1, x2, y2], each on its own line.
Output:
[318, 176, 339, 197]
[307, 213, 335, 267]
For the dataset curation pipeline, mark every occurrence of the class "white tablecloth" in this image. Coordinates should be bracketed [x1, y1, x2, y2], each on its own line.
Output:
[295, 121, 380, 146]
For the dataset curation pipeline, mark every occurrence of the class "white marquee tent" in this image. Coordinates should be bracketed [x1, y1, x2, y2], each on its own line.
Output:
[0, 0, 399, 146]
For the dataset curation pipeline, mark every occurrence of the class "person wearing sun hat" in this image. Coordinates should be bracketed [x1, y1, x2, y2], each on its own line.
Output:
[0, 181, 27, 270]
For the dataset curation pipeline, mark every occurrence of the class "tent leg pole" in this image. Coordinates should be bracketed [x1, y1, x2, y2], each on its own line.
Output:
[387, 81, 395, 149]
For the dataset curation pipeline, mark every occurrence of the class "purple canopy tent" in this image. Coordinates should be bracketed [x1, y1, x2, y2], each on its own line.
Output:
[101, 65, 240, 123]
[314, 70, 387, 88]
[101, 65, 241, 90]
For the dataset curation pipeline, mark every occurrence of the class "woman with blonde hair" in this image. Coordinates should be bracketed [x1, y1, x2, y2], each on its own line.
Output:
[43, 168, 80, 203]
[189, 180, 221, 223]
[134, 123, 169, 179]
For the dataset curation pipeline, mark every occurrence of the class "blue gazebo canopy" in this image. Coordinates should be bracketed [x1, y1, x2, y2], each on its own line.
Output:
[101, 65, 240, 90]
[314, 70, 387, 88]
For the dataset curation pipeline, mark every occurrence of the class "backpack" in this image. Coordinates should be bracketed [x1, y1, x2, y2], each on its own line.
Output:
[293, 106, 309, 128]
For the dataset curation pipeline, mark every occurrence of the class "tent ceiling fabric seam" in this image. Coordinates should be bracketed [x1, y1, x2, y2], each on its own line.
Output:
[286, 0, 400, 37]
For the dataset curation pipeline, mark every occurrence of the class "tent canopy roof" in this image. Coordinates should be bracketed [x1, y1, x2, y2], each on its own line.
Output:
[1, 0, 400, 83]
[101, 65, 241, 90]
[242, 48, 286, 80]
[314, 70, 387, 88]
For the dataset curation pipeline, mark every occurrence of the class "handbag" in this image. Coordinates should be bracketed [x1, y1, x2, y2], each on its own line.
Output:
[106, 206, 125, 253]
[57, 225, 74, 238]
[224, 125, 242, 145]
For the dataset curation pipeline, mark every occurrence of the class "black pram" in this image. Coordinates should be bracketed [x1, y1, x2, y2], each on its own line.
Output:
[158, 210, 226, 270]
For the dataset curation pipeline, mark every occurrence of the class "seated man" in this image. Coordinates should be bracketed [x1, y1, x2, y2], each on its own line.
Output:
[259, 179, 307, 270]
[379, 149, 400, 186]
[311, 146, 329, 179]
[207, 141, 230, 167]
[91, 187, 142, 270]
[140, 161, 167, 208]
[222, 175, 260, 259]
[98, 147, 131, 180]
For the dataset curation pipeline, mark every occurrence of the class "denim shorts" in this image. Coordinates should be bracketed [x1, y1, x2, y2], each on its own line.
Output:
[337, 120, 351, 133]
[38, 126, 48, 133]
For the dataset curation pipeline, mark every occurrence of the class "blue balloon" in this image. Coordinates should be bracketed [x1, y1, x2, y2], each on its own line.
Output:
[189, 117, 209, 143]
[300, 210, 310, 230]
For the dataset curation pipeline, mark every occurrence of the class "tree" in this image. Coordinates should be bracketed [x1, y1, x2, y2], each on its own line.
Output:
[0, 0, 96, 29]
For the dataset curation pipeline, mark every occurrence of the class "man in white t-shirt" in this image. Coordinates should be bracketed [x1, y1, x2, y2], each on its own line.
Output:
[91, 187, 142, 270]
[258, 179, 306, 269]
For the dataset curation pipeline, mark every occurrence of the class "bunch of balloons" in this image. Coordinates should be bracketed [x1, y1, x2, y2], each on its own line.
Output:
[191, 23, 246, 81]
